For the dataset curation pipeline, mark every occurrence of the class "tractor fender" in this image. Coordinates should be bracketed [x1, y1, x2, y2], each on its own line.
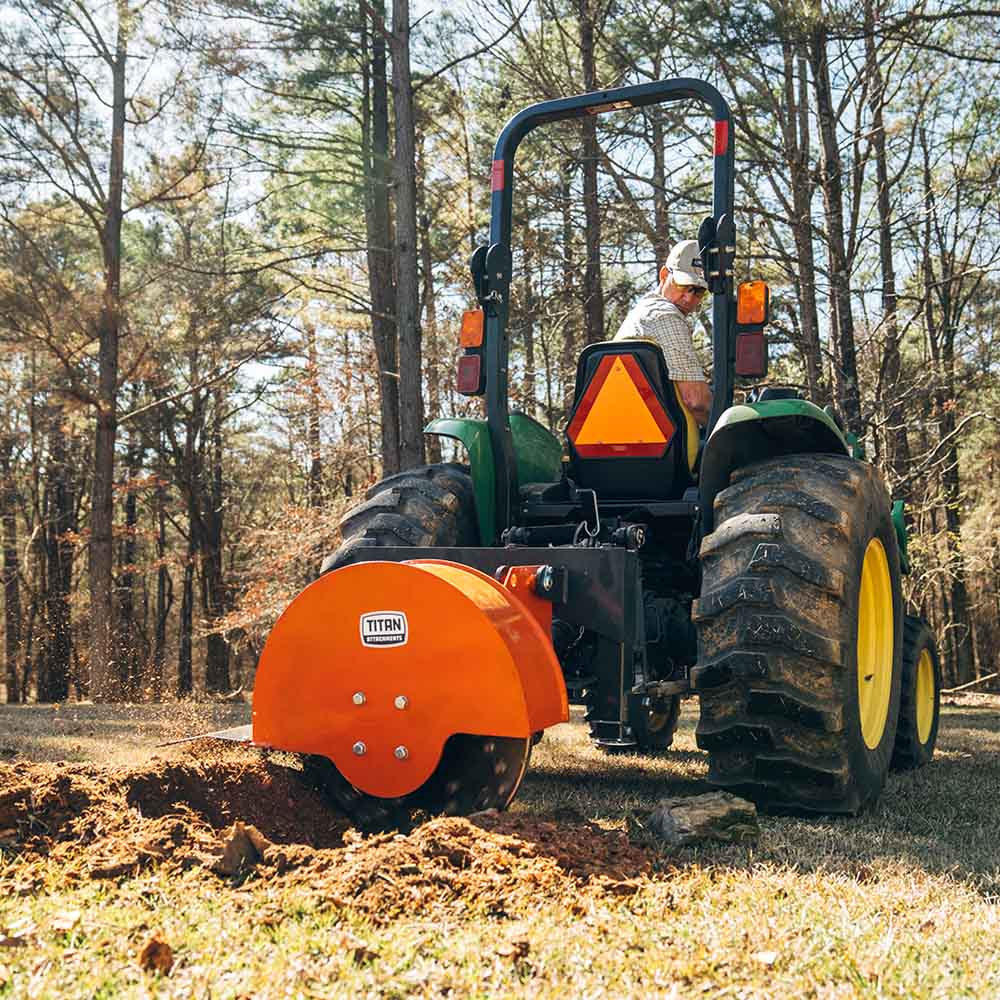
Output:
[425, 413, 563, 544]
[699, 400, 850, 534]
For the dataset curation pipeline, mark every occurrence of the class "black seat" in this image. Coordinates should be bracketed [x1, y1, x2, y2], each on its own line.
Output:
[565, 341, 697, 502]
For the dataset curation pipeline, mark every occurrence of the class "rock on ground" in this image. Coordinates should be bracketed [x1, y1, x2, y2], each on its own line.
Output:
[647, 791, 759, 845]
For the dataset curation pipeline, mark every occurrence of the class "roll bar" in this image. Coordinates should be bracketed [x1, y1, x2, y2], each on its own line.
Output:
[468, 78, 736, 539]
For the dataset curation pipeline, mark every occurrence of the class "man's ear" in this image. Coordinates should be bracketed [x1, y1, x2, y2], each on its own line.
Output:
[658, 265, 669, 284]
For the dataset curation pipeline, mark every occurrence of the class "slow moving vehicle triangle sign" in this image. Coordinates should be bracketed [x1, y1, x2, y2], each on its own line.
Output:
[568, 354, 676, 457]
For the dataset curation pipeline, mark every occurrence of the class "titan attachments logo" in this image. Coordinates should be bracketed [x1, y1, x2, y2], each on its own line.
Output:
[359, 611, 408, 648]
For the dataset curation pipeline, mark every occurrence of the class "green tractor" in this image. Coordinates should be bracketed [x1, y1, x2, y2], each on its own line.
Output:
[243, 78, 942, 826]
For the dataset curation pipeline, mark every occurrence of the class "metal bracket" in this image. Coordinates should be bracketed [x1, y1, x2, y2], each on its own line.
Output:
[483, 243, 512, 314]
[470, 244, 489, 304]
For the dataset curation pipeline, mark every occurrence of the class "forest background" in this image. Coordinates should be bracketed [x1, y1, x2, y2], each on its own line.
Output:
[0, 0, 997, 704]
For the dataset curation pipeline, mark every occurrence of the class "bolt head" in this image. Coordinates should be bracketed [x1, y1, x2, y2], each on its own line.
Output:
[394, 695, 409, 710]
[394, 745, 409, 760]
[352, 741, 367, 756]
[352, 691, 366, 706]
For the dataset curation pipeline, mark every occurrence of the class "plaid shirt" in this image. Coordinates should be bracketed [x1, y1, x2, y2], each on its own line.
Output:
[613, 291, 708, 382]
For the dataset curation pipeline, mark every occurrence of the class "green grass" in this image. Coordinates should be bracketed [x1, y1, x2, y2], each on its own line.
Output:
[2, 695, 1000, 998]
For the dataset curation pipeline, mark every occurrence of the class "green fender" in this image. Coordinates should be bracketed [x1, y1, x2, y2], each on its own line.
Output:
[699, 400, 851, 534]
[425, 413, 563, 544]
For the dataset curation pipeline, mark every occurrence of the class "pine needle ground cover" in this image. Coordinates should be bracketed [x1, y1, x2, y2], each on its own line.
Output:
[1, 697, 998, 998]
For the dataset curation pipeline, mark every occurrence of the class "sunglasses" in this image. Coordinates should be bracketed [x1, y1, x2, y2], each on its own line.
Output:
[683, 285, 708, 299]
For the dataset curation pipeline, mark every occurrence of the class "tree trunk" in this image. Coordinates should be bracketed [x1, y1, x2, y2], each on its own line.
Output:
[153, 448, 171, 702]
[416, 137, 442, 461]
[1, 434, 21, 703]
[650, 110, 669, 264]
[560, 164, 577, 418]
[809, 16, 861, 435]
[781, 41, 824, 402]
[577, 0, 605, 345]
[305, 319, 324, 508]
[361, 0, 401, 476]
[116, 403, 143, 699]
[203, 388, 230, 693]
[178, 543, 195, 697]
[89, 9, 127, 701]
[863, 0, 909, 492]
[39, 406, 73, 702]
[177, 380, 202, 697]
[391, 0, 425, 470]
[919, 129, 974, 684]
[523, 252, 538, 420]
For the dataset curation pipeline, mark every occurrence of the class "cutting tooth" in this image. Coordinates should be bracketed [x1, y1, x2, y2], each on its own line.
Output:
[494, 760, 508, 776]
[482, 741, 496, 754]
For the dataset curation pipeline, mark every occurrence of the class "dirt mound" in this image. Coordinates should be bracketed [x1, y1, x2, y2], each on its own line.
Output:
[0, 745, 653, 920]
[273, 812, 649, 922]
[0, 744, 348, 882]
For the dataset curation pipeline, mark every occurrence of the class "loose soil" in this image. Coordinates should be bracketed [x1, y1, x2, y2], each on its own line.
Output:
[0, 736, 650, 925]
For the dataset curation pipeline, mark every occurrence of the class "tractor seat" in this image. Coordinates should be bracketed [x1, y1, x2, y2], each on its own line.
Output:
[565, 340, 698, 502]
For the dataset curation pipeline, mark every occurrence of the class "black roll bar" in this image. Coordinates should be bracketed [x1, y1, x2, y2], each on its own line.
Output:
[475, 77, 736, 540]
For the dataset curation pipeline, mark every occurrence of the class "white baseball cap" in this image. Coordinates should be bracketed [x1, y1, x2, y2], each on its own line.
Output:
[666, 240, 708, 289]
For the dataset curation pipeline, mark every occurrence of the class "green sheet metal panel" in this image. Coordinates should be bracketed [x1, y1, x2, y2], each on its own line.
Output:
[425, 413, 563, 544]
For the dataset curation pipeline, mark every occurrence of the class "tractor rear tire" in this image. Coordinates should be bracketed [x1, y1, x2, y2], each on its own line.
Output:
[891, 616, 940, 770]
[692, 454, 903, 814]
[321, 462, 478, 574]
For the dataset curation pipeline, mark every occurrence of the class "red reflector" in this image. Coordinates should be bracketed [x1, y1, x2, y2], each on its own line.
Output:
[457, 354, 483, 395]
[491, 159, 505, 192]
[714, 120, 729, 156]
[735, 331, 768, 377]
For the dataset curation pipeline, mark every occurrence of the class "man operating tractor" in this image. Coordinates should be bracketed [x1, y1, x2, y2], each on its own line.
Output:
[614, 239, 713, 426]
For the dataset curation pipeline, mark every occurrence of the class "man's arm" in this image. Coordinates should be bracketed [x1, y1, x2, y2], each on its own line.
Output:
[675, 379, 712, 427]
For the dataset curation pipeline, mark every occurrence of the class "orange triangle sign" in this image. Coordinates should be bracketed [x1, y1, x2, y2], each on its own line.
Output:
[574, 357, 668, 445]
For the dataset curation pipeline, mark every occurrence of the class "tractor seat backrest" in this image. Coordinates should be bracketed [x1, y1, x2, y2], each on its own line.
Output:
[565, 340, 698, 502]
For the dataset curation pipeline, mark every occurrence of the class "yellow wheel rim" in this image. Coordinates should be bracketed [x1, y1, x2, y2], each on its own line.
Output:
[916, 649, 935, 744]
[857, 538, 894, 750]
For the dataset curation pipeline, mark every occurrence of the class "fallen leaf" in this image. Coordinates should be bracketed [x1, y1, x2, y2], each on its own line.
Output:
[352, 944, 379, 965]
[496, 939, 531, 960]
[5, 919, 34, 938]
[50, 910, 81, 933]
[138, 933, 174, 975]
[338, 931, 378, 965]
[752, 950, 778, 965]
[0, 962, 10, 985]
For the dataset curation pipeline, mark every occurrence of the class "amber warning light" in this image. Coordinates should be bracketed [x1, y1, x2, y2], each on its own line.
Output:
[735, 281, 770, 378]
[460, 309, 484, 347]
[737, 281, 769, 326]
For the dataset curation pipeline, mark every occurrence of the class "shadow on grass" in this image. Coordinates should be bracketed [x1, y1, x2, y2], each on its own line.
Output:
[506, 702, 1000, 900]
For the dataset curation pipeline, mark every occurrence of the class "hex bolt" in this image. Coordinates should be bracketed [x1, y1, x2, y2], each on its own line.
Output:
[394, 746, 409, 760]
[352, 691, 366, 706]
[394, 695, 409, 710]
[352, 741, 367, 756]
